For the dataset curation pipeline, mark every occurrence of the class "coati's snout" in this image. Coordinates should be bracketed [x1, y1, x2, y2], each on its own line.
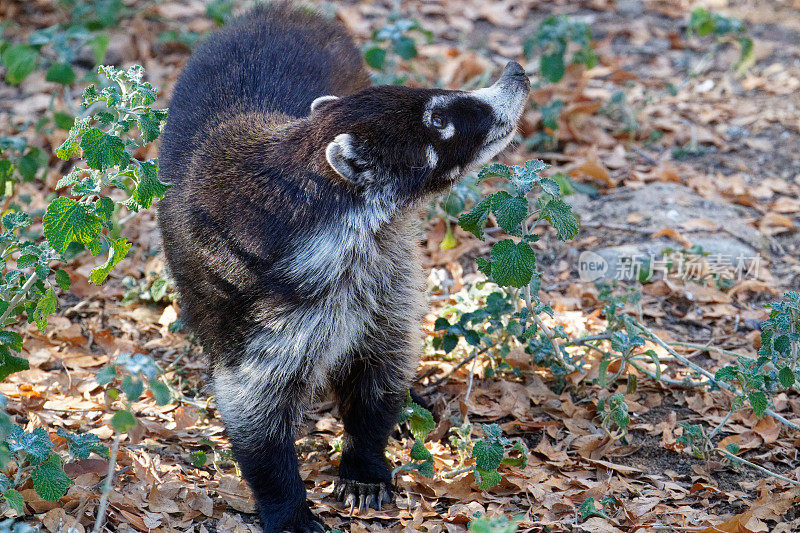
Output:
[314, 61, 530, 199]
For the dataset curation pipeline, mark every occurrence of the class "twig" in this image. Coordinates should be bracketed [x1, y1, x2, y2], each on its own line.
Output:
[424, 345, 491, 390]
[669, 341, 746, 359]
[708, 409, 734, 440]
[439, 465, 473, 479]
[635, 320, 800, 433]
[564, 333, 613, 346]
[628, 360, 707, 387]
[92, 434, 121, 533]
[0, 273, 39, 325]
[716, 448, 800, 487]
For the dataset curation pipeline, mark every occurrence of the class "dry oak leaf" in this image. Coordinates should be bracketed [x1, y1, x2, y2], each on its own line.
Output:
[698, 510, 757, 533]
[572, 149, 614, 186]
[758, 212, 795, 236]
[652, 227, 693, 248]
[728, 280, 777, 299]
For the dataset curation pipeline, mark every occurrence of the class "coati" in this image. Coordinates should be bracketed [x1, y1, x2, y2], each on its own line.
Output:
[157, 3, 530, 532]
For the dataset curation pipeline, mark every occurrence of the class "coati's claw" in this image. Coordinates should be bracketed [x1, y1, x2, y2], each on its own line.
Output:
[334, 479, 393, 515]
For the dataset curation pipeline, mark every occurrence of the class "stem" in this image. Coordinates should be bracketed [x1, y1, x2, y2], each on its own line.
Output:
[463, 349, 481, 411]
[564, 333, 613, 346]
[439, 465, 473, 479]
[634, 320, 800, 432]
[628, 360, 708, 387]
[708, 409, 734, 440]
[92, 434, 121, 533]
[717, 448, 800, 487]
[0, 273, 39, 325]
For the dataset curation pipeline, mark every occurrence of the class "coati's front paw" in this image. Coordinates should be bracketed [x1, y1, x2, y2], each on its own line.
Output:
[333, 479, 393, 514]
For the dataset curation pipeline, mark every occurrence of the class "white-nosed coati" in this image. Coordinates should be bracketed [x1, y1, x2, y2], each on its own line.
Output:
[158, 3, 530, 532]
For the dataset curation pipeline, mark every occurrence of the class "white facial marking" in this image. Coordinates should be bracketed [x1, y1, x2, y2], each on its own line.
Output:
[426, 145, 438, 168]
[440, 123, 455, 140]
[310, 94, 339, 111]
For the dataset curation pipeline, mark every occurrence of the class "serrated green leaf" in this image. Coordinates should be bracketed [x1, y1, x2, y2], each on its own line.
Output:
[80, 128, 125, 171]
[458, 196, 492, 240]
[778, 366, 795, 388]
[714, 366, 738, 382]
[90, 237, 131, 285]
[149, 380, 171, 406]
[489, 240, 536, 288]
[1, 44, 37, 85]
[539, 177, 561, 197]
[477, 163, 511, 181]
[410, 440, 432, 461]
[476, 256, 492, 276]
[0, 352, 29, 382]
[8, 426, 52, 463]
[45, 63, 75, 85]
[133, 160, 167, 209]
[56, 428, 107, 459]
[364, 47, 386, 70]
[748, 391, 768, 418]
[96, 365, 116, 385]
[474, 466, 501, 490]
[3, 488, 23, 515]
[472, 439, 504, 471]
[138, 110, 165, 144]
[43, 197, 102, 253]
[189, 450, 207, 467]
[393, 36, 417, 59]
[121, 375, 143, 403]
[32, 287, 57, 332]
[417, 459, 434, 478]
[540, 198, 579, 240]
[55, 269, 71, 291]
[404, 402, 435, 442]
[490, 191, 527, 235]
[111, 409, 136, 433]
[541, 53, 565, 83]
[31, 453, 72, 501]
[725, 442, 740, 454]
[94, 196, 115, 223]
[0, 331, 22, 352]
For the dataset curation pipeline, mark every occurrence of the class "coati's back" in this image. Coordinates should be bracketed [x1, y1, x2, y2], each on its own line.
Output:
[159, 2, 369, 187]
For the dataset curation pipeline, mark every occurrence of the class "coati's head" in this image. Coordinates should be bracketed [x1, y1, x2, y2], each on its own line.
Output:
[308, 61, 530, 202]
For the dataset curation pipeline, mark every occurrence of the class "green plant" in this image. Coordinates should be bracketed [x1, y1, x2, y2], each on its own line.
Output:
[578, 496, 616, 521]
[394, 398, 436, 478]
[688, 7, 753, 75]
[524, 15, 597, 83]
[470, 424, 527, 489]
[0, 392, 107, 514]
[468, 514, 519, 533]
[362, 16, 432, 85]
[525, 99, 562, 151]
[596, 393, 630, 440]
[436, 159, 579, 375]
[715, 292, 800, 418]
[97, 352, 173, 433]
[0, 65, 167, 383]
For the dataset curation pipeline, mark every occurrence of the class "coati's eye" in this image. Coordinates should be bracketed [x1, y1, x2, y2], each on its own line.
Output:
[430, 112, 445, 129]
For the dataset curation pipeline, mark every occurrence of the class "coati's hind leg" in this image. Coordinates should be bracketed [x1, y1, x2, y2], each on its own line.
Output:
[330, 331, 417, 513]
[213, 362, 326, 533]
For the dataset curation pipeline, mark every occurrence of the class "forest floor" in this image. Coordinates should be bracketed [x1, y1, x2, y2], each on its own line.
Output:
[1, 0, 800, 532]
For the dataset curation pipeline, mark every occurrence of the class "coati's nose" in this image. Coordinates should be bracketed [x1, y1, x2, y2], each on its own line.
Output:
[499, 61, 531, 91]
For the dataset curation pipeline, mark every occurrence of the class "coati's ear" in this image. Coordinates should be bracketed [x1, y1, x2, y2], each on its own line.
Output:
[310, 95, 339, 112]
[325, 133, 359, 182]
